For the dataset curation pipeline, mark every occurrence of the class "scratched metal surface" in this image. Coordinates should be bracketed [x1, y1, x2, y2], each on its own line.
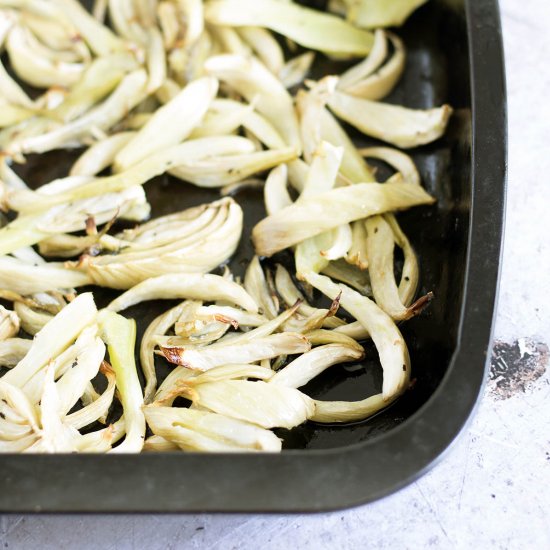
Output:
[1, 0, 549, 547]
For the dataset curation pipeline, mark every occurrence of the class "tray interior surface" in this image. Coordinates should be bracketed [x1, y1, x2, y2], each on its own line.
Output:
[12, 0, 472, 451]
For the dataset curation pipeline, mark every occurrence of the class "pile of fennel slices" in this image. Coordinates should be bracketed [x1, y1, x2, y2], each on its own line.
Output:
[0, 0, 450, 453]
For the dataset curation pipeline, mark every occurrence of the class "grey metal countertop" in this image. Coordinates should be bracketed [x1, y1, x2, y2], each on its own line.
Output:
[2, 0, 549, 547]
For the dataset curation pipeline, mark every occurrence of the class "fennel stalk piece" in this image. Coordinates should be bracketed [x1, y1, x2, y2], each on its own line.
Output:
[205, 0, 374, 56]
[253, 181, 435, 257]
[107, 273, 258, 313]
[98, 310, 145, 453]
[304, 271, 410, 401]
[144, 406, 282, 452]
[328, 90, 453, 149]
[2, 293, 96, 388]
[177, 379, 315, 430]
[345, 0, 429, 29]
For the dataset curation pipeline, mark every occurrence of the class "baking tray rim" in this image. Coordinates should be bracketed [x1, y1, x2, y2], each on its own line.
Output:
[0, 0, 507, 513]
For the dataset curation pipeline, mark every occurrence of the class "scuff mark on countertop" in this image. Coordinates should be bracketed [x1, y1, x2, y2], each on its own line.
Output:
[489, 338, 548, 400]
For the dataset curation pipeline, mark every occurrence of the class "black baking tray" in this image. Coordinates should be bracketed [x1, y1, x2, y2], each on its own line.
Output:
[0, 0, 506, 512]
